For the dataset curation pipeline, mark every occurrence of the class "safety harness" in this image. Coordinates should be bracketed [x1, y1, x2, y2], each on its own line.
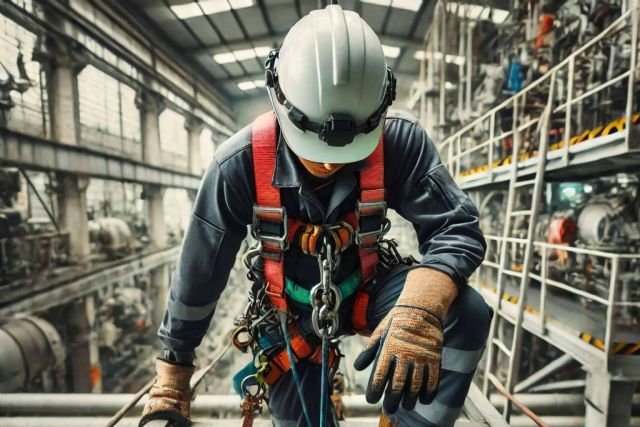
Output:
[250, 111, 387, 329]
[237, 111, 389, 426]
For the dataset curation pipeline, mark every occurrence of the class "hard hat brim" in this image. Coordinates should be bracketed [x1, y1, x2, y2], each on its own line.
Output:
[273, 97, 385, 164]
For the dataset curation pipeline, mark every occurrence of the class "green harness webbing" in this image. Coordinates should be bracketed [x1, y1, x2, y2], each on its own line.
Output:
[285, 271, 361, 305]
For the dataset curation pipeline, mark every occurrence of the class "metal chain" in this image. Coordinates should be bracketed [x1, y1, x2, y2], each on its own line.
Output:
[310, 234, 342, 339]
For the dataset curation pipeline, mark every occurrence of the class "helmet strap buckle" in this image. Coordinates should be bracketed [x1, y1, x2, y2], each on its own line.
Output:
[320, 113, 357, 147]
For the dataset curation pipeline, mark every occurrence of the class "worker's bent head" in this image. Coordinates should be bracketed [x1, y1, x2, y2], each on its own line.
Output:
[265, 4, 396, 165]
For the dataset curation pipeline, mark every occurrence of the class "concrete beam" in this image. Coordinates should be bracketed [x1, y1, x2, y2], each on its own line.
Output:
[39, 34, 87, 146]
[56, 173, 90, 262]
[144, 184, 169, 327]
[186, 115, 205, 176]
[136, 89, 166, 167]
[66, 296, 101, 393]
[0, 129, 201, 190]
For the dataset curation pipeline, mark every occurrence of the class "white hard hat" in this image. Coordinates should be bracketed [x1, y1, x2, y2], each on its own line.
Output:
[264, 4, 396, 164]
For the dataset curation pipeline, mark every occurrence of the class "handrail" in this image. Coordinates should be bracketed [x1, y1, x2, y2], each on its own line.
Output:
[438, 6, 636, 150]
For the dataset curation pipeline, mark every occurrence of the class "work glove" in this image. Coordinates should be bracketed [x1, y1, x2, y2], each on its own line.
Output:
[353, 268, 458, 414]
[139, 358, 195, 427]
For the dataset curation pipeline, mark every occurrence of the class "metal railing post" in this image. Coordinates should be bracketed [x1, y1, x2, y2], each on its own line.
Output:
[456, 134, 462, 177]
[625, 6, 638, 150]
[604, 257, 621, 372]
[539, 244, 548, 334]
[562, 57, 574, 166]
[489, 113, 495, 182]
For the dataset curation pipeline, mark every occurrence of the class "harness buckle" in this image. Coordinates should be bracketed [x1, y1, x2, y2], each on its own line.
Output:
[252, 205, 289, 251]
[355, 200, 389, 245]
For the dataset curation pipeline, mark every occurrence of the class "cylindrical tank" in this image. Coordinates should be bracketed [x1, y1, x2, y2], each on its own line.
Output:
[0, 316, 65, 392]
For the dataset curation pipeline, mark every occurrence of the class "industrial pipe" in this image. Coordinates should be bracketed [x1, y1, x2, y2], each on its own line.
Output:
[491, 393, 640, 416]
[0, 317, 65, 392]
[4, 393, 640, 417]
[1, 416, 638, 427]
[510, 416, 640, 427]
[0, 394, 381, 417]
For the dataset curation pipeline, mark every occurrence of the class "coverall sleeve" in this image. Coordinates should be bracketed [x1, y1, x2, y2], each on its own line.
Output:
[384, 117, 486, 289]
[158, 147, 253, 352]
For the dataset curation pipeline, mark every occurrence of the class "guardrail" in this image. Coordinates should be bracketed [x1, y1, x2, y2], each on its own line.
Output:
[473, 235, 640, 375]
[438, 7, 639, 187]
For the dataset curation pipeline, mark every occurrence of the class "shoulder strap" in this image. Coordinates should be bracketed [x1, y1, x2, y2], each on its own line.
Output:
[252, 112, 280, 208]
[357, 136, 386, 285]
[251, 111, 288, 311]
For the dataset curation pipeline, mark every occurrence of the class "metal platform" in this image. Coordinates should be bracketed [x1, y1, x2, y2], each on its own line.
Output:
[455, 130, 640, 191]
[476, 285, 640, 379]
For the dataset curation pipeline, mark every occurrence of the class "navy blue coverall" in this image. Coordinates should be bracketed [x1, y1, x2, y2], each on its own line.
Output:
[158, 112, 492, 427]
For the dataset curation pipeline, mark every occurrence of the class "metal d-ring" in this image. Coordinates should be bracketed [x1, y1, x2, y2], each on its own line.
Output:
[241, 374, 265, 398]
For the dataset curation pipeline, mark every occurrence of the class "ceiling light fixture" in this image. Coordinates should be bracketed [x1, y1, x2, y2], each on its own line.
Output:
[414, 50, 466, 66]
[445, 2, 509, 24]
[360, 0, 422, 12]
[238, 79, 265, 91]
[171, 0, 254, 20]
[171, 3, 202, 19]
[381, 44, 401, 58]
[213, 46, 271, 64]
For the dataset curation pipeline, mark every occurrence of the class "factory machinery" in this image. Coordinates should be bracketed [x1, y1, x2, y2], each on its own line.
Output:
[433, 1, 640, 426]
[0, 0, 234, 399]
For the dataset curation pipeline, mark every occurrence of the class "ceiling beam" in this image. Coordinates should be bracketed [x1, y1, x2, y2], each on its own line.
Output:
[187, 33, 426, 56]
[227, 69, 419, 85]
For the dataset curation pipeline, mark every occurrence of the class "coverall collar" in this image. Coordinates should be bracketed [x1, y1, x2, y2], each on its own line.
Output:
[272, 132, 367, 189]
[272, 131, 367, 221]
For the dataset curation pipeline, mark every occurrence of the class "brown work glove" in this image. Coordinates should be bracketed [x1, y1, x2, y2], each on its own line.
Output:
[354, 268, 458, 414]
[140, 358, 195, 427]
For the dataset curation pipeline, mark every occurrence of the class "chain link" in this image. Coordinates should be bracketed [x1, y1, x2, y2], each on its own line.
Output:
[310, 234, 342, 338]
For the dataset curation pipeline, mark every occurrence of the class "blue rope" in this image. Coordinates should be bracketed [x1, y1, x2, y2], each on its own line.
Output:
[320, 336, 330, 427]
[280, 312, 314, 427]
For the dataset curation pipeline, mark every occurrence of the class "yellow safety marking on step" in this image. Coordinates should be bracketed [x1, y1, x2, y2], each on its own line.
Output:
[588, 125, 604, 139]
[580, 333, 592, 343]
[613, 343, 627, 353]
[592, 339, 605, 350]
[601, 118, 624, 136]
[575, 129, 590, 144]
[624, 343, 640, 355]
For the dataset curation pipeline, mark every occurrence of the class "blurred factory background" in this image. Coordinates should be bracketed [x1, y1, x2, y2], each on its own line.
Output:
[0, 0, 639, 426]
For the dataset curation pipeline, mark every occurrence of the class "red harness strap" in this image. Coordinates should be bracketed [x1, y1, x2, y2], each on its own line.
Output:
[251, 111, 385, 328]
[357, 138, 385, 283]
[350, 137, 385, 335]
[251, 112, 288, 311]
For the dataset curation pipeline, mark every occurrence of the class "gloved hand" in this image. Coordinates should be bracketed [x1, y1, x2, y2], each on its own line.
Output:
[140, 358, 195, 427]
[353, 268, 458, 414]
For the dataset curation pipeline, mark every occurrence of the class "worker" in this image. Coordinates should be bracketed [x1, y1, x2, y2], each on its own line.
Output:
[139, 4, 491, 427]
